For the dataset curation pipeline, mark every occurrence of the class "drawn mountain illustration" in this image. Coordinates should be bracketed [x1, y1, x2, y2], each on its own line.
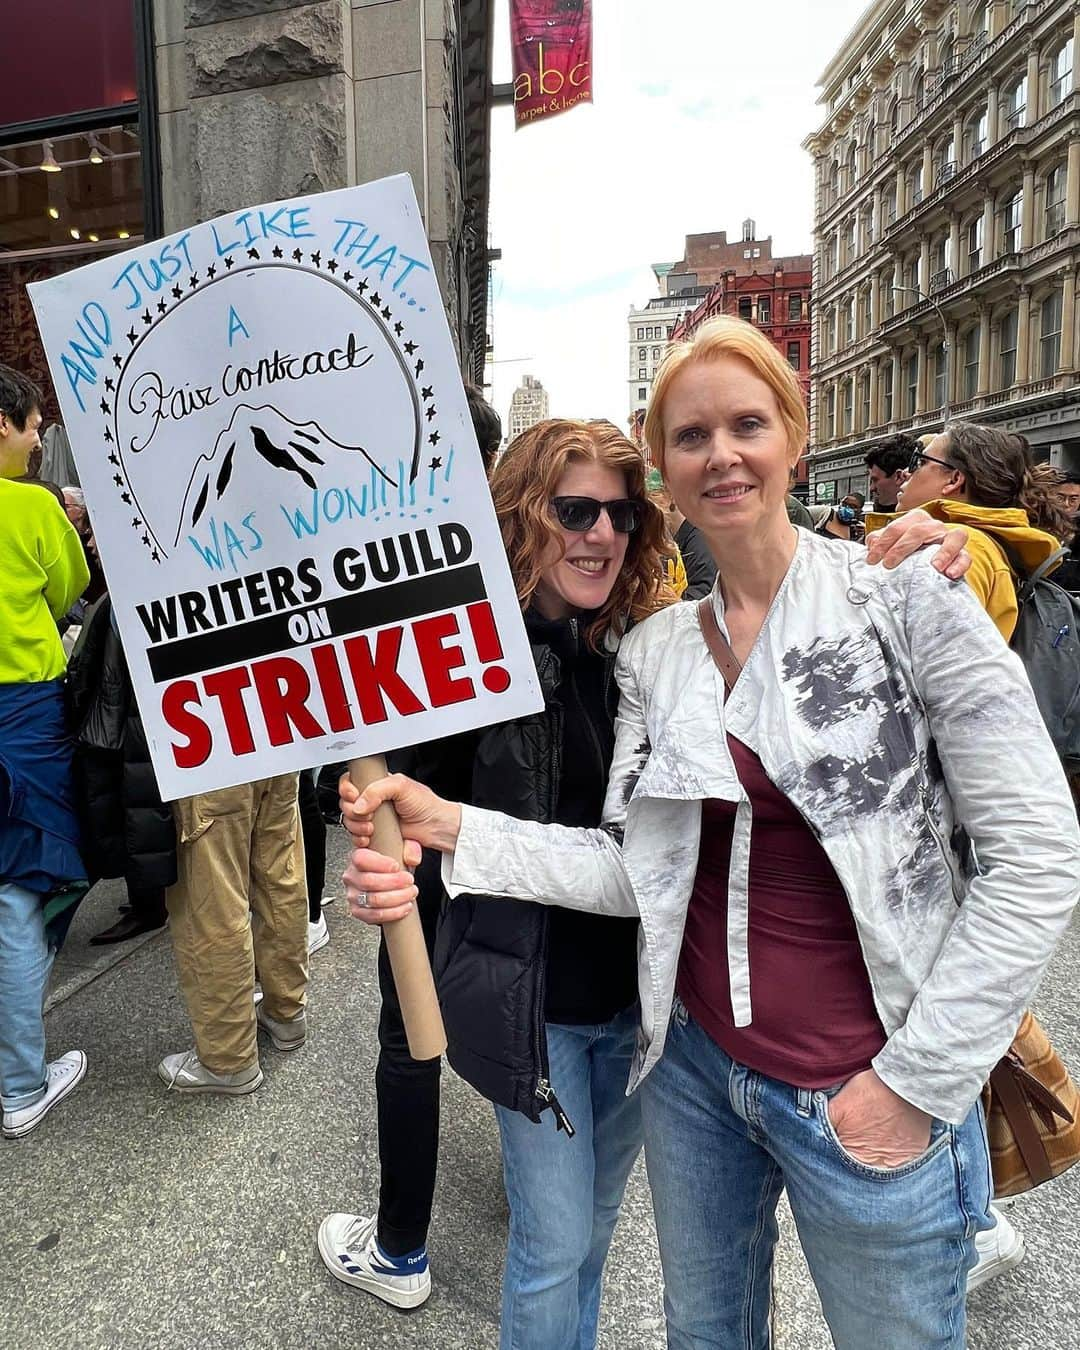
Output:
[172, 403, 419, 548]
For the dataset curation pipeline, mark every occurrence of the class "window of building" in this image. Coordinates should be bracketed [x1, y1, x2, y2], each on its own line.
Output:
[999, 307, 1018, 388]
[963, 107, 987, 163]
[963, 325, 980, 399]
[931, 233, 950, 290]
[932, 342, 947, 409]
[970, 1, 988, 35]
[906, 353, 919, 416]
[842, 297, 854, 345]
[889, 96, 900, 135]
[638, 386, 648, 400]
[884, 185, 897, 225]
[842, 379, 854, 435]
[847, 141, 858, 189]
[906, 164, 922, 207]
[637, 326, 645, 339]
[826, 307, 837, 354]
[966, 214, 983, 274]
[1049, 36, 1074, 110]
[738, 296, 752, 321]
[1002, 188, 1022, 253]
[861, 372, 871, 429]
[883, 268, 896, 318]
[843, 217, 856, 265]
[1040, 289, 1063, 377]
[787, 341, 801, 370]
[936, 134, 956, 185]
[913, 68, 926, 110]
[638, 367, 647, 380]
[652, 346, 661, 360]
[1045, 163, 1067, 238]
[829, 159, 840, 205]
[667, 325, 675, 337]
[862, 286, 872, 335]
[883, 362, 894, 420]
[862, 205, 875, 250]
[638, 346, 647, 359]
[826, 386, 836, 439]
[1004, 73, 1027, 129]
[788, 292, 802, 322]
[758, 296, 772, 325]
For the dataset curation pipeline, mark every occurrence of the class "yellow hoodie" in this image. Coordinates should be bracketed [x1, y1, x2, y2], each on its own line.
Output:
[865, 500, 1061, 641]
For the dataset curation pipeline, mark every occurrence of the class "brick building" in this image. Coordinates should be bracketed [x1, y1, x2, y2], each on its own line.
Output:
[670, 221, 813, 489]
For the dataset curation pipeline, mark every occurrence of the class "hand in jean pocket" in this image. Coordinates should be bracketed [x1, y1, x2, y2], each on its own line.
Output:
[827, 1068, 933, 1168]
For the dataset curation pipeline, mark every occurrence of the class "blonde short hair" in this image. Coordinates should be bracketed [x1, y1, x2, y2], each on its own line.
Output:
[644, 316, 808, 472]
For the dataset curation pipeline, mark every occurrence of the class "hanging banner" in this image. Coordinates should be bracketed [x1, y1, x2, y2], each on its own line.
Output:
[511, 0, 593, 128]
[28, 175, 542, 801]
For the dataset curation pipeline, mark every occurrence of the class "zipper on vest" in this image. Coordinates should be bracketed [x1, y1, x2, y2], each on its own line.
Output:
[535, 1077, 576, 1137]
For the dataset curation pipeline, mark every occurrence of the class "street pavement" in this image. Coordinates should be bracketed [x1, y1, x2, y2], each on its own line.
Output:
[5, 826, 1080, 1349]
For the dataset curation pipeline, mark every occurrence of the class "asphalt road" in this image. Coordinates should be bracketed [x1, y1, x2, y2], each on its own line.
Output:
[5, 828, 1079, 1348]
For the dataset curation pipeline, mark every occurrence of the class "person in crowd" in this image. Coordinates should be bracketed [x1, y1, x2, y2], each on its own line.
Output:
[1050, 470, 1080, 594]
[891, 424, 1068, 641]
[0, 364, 90, 1140]
[465, 380, 503, 474]
[340, 316, 1079, 1350]
[159, 770, 309, 1094]
[784, 484, 814, 530]
[865, 434, 915, 512]
[64, 595, 173, 946]
[1052, 470, 1080, 523]
[809, 491, 864, 543]
[298, 770, 330, 953]
[649, 471, 717, 601]
[320, 418, 674, 1337]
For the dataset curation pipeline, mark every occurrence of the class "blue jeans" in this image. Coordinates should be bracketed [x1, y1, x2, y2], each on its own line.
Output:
[495, 1006, 644, 1350]
[0, 881, 55, 1111]
[642, 1002, 993, 1349]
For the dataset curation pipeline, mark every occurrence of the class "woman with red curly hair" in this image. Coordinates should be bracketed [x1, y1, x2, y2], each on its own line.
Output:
[321, 418, 674, 1346]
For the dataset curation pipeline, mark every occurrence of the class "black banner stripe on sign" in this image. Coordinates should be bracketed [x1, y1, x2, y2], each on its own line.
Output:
[146, 564, 488, 683]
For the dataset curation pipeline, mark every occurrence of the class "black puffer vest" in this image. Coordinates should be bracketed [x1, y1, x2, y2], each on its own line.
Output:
[427, 615, 620, 1127]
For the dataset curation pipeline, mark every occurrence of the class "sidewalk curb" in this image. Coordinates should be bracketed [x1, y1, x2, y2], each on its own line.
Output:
[44, 927, 168, 1015]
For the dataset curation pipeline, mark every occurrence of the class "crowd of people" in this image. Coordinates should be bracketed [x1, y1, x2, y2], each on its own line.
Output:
[3, 322, 1080, 1348]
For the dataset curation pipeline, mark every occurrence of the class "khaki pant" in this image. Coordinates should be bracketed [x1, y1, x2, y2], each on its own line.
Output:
[167, 774, 308, 1073]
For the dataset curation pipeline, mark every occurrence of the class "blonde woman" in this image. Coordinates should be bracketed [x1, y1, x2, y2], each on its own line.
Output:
[341, 318, 1079, 1349]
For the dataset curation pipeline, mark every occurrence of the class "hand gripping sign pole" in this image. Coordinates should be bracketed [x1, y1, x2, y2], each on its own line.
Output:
[27, 175, 542, 1067]
[349, 755, 446, 1060]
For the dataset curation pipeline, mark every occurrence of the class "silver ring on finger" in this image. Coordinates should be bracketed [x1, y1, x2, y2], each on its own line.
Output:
[353, 890, 370, 909]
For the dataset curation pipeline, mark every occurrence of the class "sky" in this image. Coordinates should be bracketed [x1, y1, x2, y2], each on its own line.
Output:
[485, 0, 872, 434]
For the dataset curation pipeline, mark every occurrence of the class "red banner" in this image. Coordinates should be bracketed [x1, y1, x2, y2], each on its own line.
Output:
[511, 0, 593, 129]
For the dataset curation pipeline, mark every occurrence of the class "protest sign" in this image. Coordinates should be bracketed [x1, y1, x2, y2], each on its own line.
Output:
[28, 175, 543, 804]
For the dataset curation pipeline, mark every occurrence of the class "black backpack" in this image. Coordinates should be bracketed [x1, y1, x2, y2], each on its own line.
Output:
[1000, 544, 1080, 776]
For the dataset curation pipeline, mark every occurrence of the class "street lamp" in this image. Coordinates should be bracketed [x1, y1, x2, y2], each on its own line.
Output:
[892, 284, 949, 427]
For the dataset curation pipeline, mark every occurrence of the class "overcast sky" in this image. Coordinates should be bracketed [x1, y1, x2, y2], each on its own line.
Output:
[486, 0, 871, 433]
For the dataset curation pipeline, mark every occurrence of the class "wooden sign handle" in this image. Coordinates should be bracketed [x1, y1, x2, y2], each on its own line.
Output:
[348, 755, 447, 1061]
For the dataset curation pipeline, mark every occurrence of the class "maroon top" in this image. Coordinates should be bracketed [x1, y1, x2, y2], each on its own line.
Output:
[677, 736, 886, 1088]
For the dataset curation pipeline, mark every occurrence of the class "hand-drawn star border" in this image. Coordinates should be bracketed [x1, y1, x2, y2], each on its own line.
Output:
[103, 247, 438, 562]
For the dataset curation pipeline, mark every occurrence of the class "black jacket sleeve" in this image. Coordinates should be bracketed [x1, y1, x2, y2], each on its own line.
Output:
[675, 521, 718, 601]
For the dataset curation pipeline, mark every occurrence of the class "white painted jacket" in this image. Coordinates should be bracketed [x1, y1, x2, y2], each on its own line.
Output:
[445, 529, 1080, 1124]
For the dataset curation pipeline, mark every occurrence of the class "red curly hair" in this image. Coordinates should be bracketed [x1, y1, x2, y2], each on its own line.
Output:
[489, 418, 675, 648]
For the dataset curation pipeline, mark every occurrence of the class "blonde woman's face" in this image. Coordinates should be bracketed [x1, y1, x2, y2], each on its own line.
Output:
[660, 357, 793, 541]
[533, 462, 631, 621]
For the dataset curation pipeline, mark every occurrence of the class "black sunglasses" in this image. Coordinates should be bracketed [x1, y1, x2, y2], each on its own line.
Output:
[551, 496, 643, 534]
[908, 449, 957, 474]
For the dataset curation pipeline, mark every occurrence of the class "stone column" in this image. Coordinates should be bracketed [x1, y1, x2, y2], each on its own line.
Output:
[873, 185, 883, 239]
[1016, 285, 1032, 384]
[1067, 137, 1080, 227]
[946, 320, 959, 405]
[891, 349, 902, 419]
[948, 211, 961, 278]
[919, 235, 931, 293]
[1074, 11, 1080, 95]
[1021, 162, 1036, 249]
[1026, 46, 1040, 124]
[977, 307, 992, 395]
[896, 164, 907, 216]
[952, 114, 964, 168]
[988, 0, 1007, 41]
[916, 336, 928, 415]
[1061, 268, 1076, 372]
[986, 82, 1000, 145]
[871, 271, 881, 329]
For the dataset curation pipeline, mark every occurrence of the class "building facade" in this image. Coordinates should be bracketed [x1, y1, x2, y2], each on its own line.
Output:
[670, 224, 813, 488]
[0, 0, 495, 421]
[804, 0, 1079, 503]
[508, 373, 550, 440]
[627, 283, 703, 422]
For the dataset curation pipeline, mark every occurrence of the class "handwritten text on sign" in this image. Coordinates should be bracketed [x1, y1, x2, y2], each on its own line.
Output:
[29, 176, 541, 800]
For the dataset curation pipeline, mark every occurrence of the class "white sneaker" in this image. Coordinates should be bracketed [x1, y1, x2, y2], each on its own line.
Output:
[308, 913, 329, 954]
[317, 1212, 431, 1309]
[157, 1050, 263, 1095]
[968, 1204, 1026, 1292]
[320, 892, 336, 908]
[2, 1050, 87, 1139]
[256, 1005, 307, 1051]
